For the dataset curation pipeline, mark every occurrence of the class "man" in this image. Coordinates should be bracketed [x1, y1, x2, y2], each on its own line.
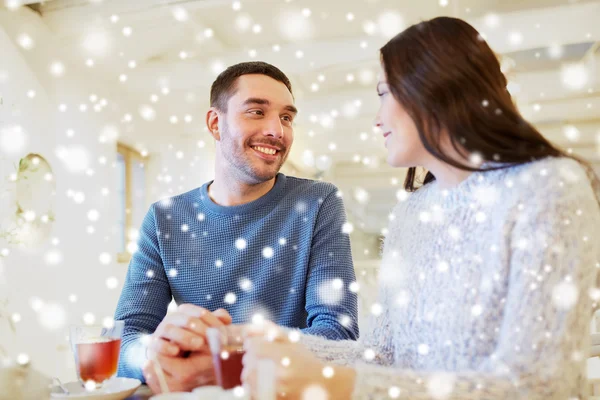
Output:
[115, 61, 358, 393]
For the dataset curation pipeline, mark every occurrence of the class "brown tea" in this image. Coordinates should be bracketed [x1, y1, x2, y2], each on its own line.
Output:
[76, 338, 121, 383]
[212, 345, 245, 390]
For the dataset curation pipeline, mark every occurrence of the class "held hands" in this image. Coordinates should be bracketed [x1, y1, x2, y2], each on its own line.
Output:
[142, 304, 232, 393]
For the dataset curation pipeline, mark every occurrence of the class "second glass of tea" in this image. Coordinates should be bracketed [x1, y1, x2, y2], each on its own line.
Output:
[69, 320, 124, 389]
[206, 325, 246, 390]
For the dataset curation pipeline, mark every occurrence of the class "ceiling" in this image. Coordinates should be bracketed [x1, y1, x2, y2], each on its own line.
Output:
[6, 0, 600, 234]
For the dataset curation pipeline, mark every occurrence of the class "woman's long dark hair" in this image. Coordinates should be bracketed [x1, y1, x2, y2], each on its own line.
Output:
[380, 17, 578, 192]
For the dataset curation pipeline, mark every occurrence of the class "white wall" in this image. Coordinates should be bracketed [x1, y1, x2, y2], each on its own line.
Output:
[0, 8, 215, 382]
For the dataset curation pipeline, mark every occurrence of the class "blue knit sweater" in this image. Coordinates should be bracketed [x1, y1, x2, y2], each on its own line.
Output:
[114, 173, 359, 380]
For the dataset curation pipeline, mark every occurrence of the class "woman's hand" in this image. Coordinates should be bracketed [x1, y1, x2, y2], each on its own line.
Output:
[241, 334, 356, 399]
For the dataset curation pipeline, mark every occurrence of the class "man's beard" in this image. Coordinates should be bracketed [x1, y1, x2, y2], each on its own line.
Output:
[219, 120, 289, 184]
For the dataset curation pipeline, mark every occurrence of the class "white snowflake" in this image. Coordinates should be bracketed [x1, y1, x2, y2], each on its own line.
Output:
[371, 303, 383, 316]
[339, 314, 352, 328]
[469, 152, 483, 166]
[262, 247, 274, 258]
[288, 330, 301, 343]
[44, 249, 63, 265]
[106, 276, 119, 289]
[302, 385, 328, 400]
[0, 125, 27, 154]
[38, 303, 66, 331]
[322, 366, 335, 378]
[418, 343, 430, 355]
[419, 211, 431, 223]
[127, 241, 139, 254]
[388, 386, 401, 398]
[561, 63, 588, 90]
[427, 373, 456, 399]
[396, 189, 409, 202]
[224, 292, 237, 304]
[16, 353, 30, 366]
[396, 290, 411, 307]
[277, 9, 314, 41]
[563, 125, 581, 142]
[99, 252, 112, 265]
[589, 287, 600, 301]
[475, 211, 487, 223]
[342, 222, 354, 234]
[99, 318, 114, 330]
[364, 348, 376, 361]
[353, 188, 369, 204]
[239, 278, 253, 291]
[552, 281, 579, 310]
[73, 191, 86, 204]
[376, 11, 405, 39]
[317, 279, 344, 305]
[437, 261, 449, 272]
[295, 201, 308, 213]
[83, 312, 96, 325]
[233, 386, 245, 398]
[235, 238, 247, 250]
[474, 186, 499, 206]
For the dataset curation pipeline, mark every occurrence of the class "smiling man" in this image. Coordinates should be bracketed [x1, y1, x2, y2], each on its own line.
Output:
[114, 62, 359, 393]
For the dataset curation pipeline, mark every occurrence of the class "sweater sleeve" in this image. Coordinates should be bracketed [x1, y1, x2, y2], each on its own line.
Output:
[114, 205, 172, 382]
[300, 281, 396, 367]
[301, 187, 359, 341]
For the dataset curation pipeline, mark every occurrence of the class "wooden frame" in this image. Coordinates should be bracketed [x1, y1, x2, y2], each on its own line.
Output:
[116, 143, 145, 263]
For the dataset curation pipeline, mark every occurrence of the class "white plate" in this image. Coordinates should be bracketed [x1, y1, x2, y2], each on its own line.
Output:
[193, 386, 249, 399]
[51, 377, 141, 400]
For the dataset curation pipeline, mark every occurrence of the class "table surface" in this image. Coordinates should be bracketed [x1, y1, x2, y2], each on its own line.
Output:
[126, 385, 154, 400]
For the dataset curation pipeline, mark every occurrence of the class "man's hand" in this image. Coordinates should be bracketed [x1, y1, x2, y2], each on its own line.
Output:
[143, 351, 216, 393]
[142, 305, 232, 393]
[147, 305, 232, 357]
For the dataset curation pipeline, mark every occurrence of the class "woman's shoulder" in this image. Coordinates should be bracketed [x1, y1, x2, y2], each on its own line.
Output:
[507, 157, 595, 193]
[494, 157, 600, 216]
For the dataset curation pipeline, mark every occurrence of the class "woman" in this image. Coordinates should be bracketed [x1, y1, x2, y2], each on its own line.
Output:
[241, 17, 600, 399]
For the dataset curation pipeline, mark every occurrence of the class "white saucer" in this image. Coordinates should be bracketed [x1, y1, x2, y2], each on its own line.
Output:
[150, 392, 199, 400]
[51, 377, 141, 400]
[192, 386, 225, 398]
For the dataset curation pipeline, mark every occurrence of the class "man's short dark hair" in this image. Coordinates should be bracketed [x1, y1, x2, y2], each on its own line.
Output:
[210, 61, 293, 112]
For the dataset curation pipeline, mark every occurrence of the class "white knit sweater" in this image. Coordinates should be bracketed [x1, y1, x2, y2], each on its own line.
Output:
[302, 157, 600, 399]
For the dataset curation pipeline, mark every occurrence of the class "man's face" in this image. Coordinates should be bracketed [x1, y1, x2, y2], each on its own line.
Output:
[218, 74, 296, 184]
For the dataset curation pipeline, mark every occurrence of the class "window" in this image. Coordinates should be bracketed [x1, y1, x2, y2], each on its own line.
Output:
[116, 143, 146, 263]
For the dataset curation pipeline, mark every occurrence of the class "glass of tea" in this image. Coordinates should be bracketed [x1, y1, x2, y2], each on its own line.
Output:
[69, 320, 124, 389]
[206, 325, 246, 390]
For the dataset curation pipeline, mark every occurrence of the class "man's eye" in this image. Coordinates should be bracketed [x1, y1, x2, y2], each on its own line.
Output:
[249, 110, 264, 115]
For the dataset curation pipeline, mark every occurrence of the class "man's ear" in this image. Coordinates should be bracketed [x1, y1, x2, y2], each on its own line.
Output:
[206, 107, 221, 141]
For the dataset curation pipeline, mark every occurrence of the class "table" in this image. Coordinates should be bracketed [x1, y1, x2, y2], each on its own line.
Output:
[126, 385, 154, 399]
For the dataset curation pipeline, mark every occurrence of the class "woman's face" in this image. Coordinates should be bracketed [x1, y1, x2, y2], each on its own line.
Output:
[374, 65, 430, 168]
